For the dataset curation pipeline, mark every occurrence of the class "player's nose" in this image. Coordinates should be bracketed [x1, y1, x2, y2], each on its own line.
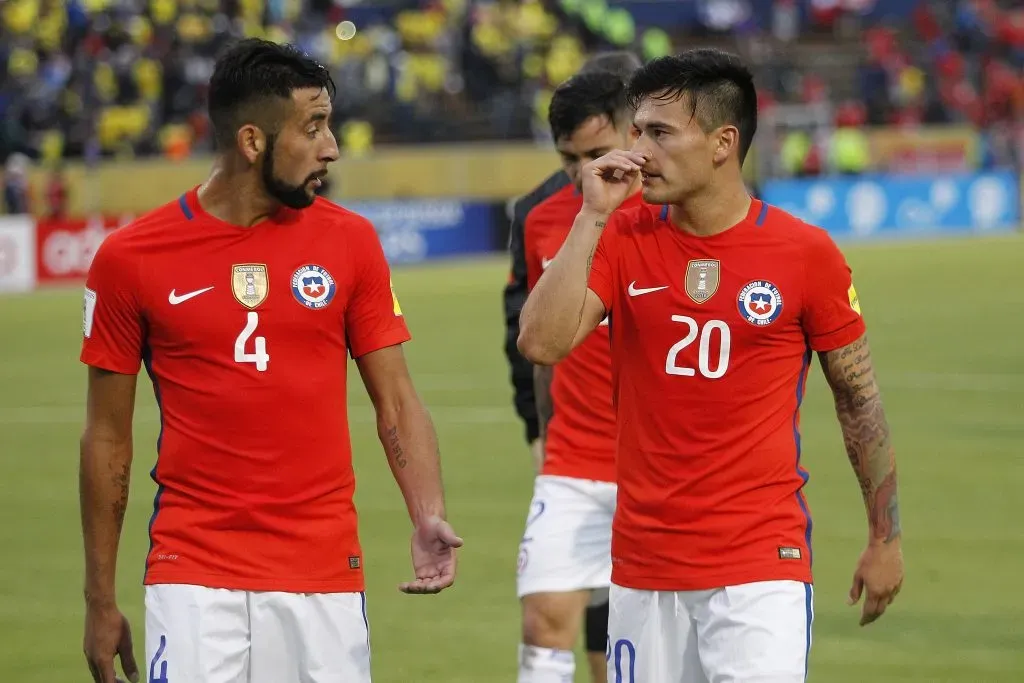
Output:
[321, 129, 340, 163]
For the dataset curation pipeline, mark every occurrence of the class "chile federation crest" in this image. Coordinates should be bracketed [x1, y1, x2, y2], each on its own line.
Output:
[291, 264, 337, 309]
[737, 280, 784, 326]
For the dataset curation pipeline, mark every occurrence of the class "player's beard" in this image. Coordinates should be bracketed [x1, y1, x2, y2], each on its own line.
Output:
[261, 134, 318, 210]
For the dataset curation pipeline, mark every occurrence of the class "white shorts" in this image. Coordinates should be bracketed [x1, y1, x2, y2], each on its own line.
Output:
[516, 474, 617, 598]
[606, 580, 813, 683]
[145, 583, 371, 683]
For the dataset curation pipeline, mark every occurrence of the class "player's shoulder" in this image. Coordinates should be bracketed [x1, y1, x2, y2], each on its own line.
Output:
[304, 197, 378, 240]
[528, 184, 580, 228]
[513, 170, 571, 221]
[93, 194, 191, 259]
[760, 202, 842, 252]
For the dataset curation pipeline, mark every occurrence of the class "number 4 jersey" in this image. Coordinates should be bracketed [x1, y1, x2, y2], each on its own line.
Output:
[80, 188, 410, 594]
[587, 198, 865, 592]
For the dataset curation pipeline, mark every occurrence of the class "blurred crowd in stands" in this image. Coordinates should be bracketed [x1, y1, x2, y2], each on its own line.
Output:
[0, 0, 1021, 212]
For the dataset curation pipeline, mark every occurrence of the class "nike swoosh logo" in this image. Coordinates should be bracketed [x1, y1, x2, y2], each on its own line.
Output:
[628, 282, 669, 297]
[168, 286, 214, 305]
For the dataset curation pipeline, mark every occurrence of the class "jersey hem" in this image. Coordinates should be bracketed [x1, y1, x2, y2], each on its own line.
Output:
[142, 569, 366, 594]
[541, 461, 617, 483]
[809, 320, 866, 353]
[611, 564, 812, 591]
[349, 330, 412, 359]
[80, 352, 141, 376]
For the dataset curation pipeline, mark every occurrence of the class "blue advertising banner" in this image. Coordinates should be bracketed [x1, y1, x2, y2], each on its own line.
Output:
[340, 200, 499, 265]
[760, 171, 1020, 240]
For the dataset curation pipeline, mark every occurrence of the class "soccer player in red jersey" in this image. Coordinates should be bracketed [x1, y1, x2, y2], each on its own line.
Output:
[516, 70, 644, 683]
[519, 48, 904, 681]
[78, 39, 462, 683]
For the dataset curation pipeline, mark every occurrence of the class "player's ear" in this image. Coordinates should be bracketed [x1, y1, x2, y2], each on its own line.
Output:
[712, 125, 739, 165]
[237, 124, 264, 165]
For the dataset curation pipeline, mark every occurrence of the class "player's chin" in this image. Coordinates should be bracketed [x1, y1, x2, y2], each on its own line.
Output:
[640, 183, 669, 204]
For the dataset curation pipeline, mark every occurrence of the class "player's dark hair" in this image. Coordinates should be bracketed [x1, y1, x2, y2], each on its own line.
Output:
[208, 39, 336, 151]
[548, 71, 631, 142]
[626, 48, 757, 163]
[579, 50, 643, 82]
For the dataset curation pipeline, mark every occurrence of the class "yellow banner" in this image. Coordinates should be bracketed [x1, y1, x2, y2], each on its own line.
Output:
[24, 126, 983, 217]
[27, 144, 561, 216]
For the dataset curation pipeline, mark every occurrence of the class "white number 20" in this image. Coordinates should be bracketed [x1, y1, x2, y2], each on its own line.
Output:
[234, 311, 270, 372]
[665, 316, 731, 379]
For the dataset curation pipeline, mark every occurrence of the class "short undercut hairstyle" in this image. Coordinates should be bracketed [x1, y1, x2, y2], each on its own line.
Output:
[626, 48, 758, 163]
[548, 71, 632, 143]
[208, 39, 336, 150]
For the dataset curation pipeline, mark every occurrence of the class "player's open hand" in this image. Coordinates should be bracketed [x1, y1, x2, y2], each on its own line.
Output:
[848, 537, 904, 626]
[581, 150, 648, 217]
[400, 514, 464, 595]
[84, 603, 139, 683]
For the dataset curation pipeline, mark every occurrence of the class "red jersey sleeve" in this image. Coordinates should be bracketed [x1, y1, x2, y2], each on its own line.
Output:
[79, 232, 144, 374]
[587, 214, 620, 312]
[345, 219, 412, 359]
[802, 229, 867, 352]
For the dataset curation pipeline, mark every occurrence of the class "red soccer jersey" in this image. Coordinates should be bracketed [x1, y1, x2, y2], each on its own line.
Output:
[525, 187, 643, 483]
[80, 188, 410, 594]
[587, 198, 865, 591]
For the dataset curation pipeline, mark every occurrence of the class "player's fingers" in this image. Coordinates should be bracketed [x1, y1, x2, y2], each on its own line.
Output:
[118, 625, 140, 683]
[847, 574, 864, 605]
[87, 659, 103, 683]
[92, 657, 117, 683]
[601, 150, 648, 166]
[592, 153, 642, 174]
[860, 590, 887, 626]
[437, 523, 464, 548]
[398, 580, 439, 595]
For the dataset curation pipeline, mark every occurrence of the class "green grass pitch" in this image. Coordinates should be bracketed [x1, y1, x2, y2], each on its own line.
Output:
[1, 234, 1023, 681]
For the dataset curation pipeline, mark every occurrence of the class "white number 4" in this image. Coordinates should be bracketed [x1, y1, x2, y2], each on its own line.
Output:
[235, 311, 270, 372]
[665, 315, 730, 379]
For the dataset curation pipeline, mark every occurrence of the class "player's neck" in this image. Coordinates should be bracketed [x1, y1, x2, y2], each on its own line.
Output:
[197, 161, 282, 228]
[668, 175, 751, 238]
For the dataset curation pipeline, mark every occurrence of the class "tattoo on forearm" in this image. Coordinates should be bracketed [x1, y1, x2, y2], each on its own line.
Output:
[820, 336, 901, 543]
[534, 365, 554, 438]
[110, 460, 130, 527]
[386, 425, 408, 469]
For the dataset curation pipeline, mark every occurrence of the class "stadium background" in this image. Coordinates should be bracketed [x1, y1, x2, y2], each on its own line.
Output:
[0, 0, 1022, 681]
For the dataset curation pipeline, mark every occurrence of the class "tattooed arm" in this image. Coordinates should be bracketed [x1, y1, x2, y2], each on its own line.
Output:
[357, 344, 462, 594]
[819, 333, 904, 625]
[356, 345, 447, 524]
[818, 334, 900, 543]
[80, 367, 138, 609]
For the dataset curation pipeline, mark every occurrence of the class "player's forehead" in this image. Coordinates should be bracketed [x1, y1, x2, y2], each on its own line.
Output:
[287, 87, 332, 123]
[633, 92, 694, 130]
[555, 114, 618, 153]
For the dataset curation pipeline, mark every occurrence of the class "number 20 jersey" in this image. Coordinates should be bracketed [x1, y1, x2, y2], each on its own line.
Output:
[587, 198, 866, 592]
[80, 188, 411, 594]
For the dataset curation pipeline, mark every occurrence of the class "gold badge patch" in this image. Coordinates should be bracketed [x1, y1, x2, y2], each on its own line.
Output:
[231, 264, 270, 309]
[685, 259, 721, 304]
[848, 283, 861, 315]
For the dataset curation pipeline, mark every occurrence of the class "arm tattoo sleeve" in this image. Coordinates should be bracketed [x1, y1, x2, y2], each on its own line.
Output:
[819, 336, 901, 543]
